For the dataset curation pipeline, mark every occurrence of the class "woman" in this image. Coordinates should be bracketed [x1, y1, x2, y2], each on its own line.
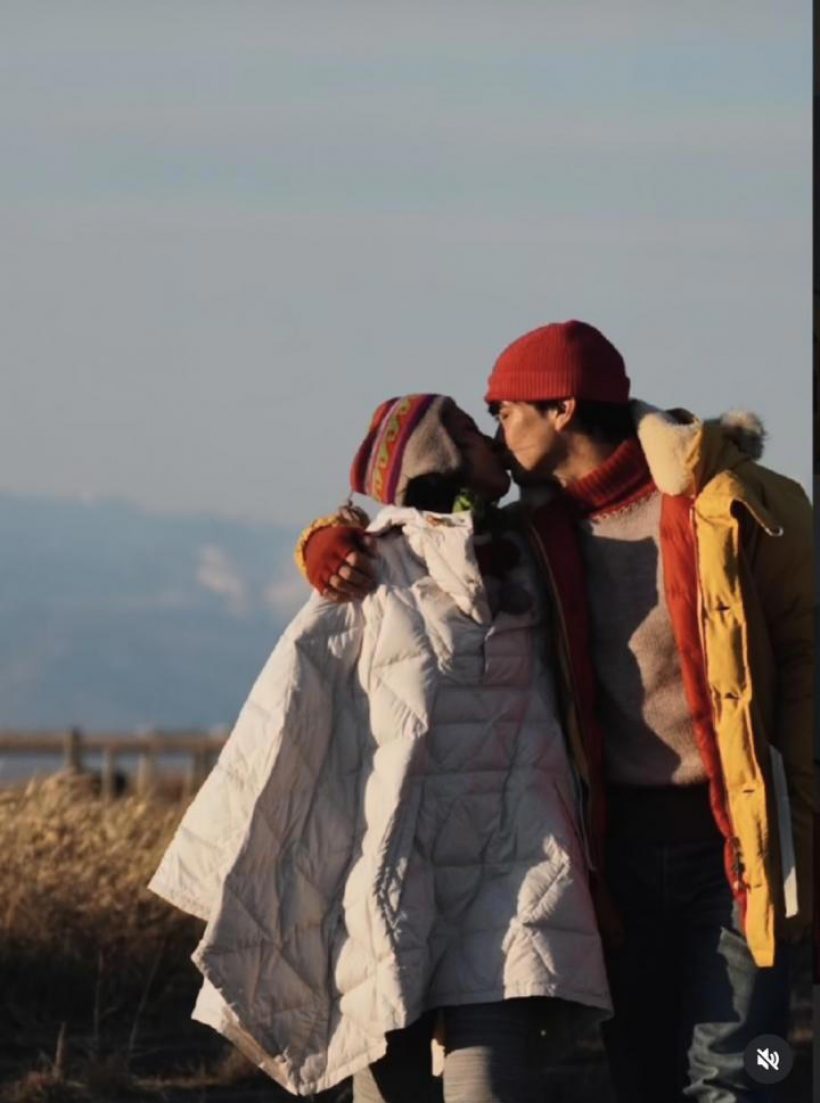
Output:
[150, 393, 610, 1101]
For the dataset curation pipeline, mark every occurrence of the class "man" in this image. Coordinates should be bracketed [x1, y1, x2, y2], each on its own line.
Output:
[298, 321, 812, 1101]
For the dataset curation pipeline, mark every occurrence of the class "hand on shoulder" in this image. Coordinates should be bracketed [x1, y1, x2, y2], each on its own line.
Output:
[298, 519, 379, 602]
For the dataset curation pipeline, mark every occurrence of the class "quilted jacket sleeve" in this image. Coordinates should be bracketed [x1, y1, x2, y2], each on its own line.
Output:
[148, 595, 365, 921]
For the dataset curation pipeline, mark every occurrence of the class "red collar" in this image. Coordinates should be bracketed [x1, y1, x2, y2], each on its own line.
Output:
[563, 437, 656, 518]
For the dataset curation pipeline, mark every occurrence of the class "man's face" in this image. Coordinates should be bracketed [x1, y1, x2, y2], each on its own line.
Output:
[492, 400, 565, 482]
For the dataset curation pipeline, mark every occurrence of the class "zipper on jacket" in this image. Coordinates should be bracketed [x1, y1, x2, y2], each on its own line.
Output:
[689, 502, 744, 891]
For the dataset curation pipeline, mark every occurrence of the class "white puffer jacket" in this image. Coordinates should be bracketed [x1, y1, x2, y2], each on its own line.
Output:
[149, 508, 611, 1095]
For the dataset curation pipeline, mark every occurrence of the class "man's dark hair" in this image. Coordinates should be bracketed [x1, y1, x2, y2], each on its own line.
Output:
[554, 399, 635, 444]
[488, 398, 635, 445]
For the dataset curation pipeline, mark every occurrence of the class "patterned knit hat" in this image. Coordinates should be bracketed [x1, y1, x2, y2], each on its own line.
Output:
[485, 320, 630, 405]
[350, 394, 462, 505]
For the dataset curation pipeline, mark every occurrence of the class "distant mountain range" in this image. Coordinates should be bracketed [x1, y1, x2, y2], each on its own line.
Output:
[0, 493, 306, 730]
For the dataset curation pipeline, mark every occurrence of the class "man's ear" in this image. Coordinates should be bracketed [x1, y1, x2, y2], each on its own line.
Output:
[553, 397, 577, 432]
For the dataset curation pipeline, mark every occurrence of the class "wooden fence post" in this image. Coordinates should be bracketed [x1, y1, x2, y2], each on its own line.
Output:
[63, 728, 83, 774]
[183, 754, 197, 797]
[136, 749, 156, 795]
[192, 749, 208, 791]
[100, 747, 117, 799]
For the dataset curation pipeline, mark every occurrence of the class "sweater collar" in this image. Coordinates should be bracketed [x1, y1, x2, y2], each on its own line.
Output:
[562, 437, 656, 518]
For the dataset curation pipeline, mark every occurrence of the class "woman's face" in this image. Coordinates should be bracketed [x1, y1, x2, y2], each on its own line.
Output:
[445, 405, 511, 501]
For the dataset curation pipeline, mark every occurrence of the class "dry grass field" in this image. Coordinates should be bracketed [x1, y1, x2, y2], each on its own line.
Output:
[0, 774, 288, 1102]
[0, 775, 810, 1102]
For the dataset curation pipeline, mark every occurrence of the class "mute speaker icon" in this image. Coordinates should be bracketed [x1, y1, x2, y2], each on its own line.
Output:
[756, 1047, 779, 1072]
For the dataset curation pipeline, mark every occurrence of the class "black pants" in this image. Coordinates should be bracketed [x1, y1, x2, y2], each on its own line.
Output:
[601, 836, 792, 1102]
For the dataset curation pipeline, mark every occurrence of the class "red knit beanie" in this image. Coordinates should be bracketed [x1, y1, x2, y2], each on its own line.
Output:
[485, 320, 630, 405]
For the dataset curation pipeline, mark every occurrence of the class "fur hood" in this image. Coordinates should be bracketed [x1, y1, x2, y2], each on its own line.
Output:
[633, 401, 766, 497]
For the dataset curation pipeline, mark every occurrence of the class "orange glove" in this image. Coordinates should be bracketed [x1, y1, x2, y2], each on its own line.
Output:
[304, 524, 373, 593]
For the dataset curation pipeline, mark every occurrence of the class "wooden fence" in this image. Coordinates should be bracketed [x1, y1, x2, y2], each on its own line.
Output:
[0, 728, 228, 797]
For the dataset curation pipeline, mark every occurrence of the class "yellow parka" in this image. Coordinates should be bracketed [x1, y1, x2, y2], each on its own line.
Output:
[635, 404, 813, 966]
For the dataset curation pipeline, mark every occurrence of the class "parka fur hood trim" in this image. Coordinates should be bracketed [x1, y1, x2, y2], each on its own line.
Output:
[632, 401, 766, 498]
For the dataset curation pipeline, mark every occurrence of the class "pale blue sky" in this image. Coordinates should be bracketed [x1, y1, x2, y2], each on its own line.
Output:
[1, 1, 811, 524]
